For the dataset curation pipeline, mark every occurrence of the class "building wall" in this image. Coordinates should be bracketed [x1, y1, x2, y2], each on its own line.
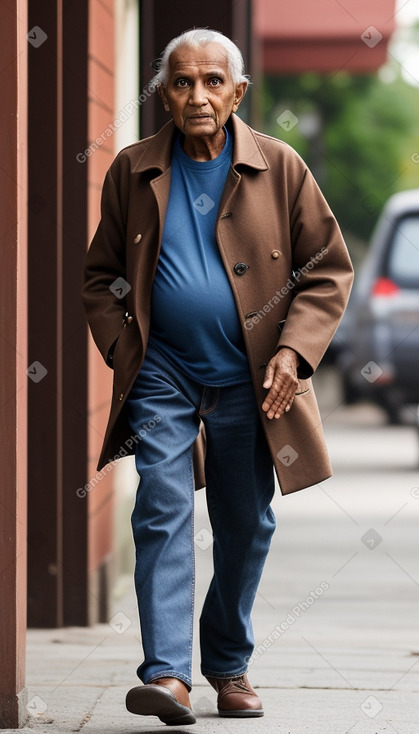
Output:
[86, 0, 117, 622]
[253, 0, 396, 73]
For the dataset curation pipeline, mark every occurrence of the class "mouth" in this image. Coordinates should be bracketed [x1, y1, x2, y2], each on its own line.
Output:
[189, 114, 213, 120]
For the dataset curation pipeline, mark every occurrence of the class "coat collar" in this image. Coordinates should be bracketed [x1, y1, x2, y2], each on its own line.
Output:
[131, 114, 269, 174]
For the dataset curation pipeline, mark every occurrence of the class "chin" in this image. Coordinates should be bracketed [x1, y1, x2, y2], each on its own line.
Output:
[186, 123, 219, 137]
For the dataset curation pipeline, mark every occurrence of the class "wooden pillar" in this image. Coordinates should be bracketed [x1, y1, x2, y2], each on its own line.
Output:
[0, 0, 29, 726]
[27, 0, 64, 629]
[61, 0, 90, 626]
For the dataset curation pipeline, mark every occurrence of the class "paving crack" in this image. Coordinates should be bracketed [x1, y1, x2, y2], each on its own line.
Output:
[75, 671, 117, 732]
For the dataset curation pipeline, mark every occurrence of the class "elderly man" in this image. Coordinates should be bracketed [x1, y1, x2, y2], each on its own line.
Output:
[82, 28, 353, 726]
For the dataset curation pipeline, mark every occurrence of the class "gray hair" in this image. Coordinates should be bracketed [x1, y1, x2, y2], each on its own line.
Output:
[151, 28, 250, 88]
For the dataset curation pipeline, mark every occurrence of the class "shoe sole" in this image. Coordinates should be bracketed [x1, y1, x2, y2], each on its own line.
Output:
[126, 685, 196, 725]
[219, 708, 264, 717]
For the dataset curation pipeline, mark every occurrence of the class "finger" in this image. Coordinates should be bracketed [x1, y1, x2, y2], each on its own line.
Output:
[269, 397, 289, 419]
[262, 363, 274, 389]
[277, 392, 296, 418]
[262, 377, 284, 411]
[285, 397, 295, 413]
[265, 391, 289, 418]
[265, 385, 296, 418]
[265, 377, 291, 406]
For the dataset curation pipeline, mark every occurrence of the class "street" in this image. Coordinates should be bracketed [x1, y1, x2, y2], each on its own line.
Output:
[15, 368, 419, 734]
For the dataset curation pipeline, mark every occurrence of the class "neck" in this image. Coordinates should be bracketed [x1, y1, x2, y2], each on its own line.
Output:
[182, 128, 226, 161]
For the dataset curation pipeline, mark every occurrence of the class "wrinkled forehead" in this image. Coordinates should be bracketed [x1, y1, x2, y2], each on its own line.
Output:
[167, 42, 231, 77]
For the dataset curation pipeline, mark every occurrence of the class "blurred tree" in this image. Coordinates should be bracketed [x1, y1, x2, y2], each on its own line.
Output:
[262, 71, 417, 246]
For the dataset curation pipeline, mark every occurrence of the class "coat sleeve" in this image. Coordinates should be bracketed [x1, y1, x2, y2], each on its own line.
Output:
[82, 159, 128, 365]
[277, 163, 354, 379]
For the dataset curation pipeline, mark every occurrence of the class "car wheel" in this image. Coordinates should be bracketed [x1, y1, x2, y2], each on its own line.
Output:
[341, 372, 360, 405]
[378, 392, 403, 425]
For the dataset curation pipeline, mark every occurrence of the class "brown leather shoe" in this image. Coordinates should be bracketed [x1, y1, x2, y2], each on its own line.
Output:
[206, 674, 264, 717]
[126, 677, 196, 725]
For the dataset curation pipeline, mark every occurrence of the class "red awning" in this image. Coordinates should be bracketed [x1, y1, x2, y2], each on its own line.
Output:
[253, 0, 397, 73]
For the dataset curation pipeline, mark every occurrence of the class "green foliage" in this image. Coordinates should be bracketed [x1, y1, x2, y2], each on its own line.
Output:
[262, 72, 417, 244]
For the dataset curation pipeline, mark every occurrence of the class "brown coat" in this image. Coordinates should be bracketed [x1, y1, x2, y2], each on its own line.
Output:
[82, 114, 353, 494]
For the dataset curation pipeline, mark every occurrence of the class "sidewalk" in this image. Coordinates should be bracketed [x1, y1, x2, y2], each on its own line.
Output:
[7, 399, 419, 733]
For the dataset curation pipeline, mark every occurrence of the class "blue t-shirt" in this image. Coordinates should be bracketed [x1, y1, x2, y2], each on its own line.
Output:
[148, 128, 251, 386]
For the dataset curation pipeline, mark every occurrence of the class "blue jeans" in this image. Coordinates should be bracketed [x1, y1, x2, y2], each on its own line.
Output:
[125, 341, 276, 691]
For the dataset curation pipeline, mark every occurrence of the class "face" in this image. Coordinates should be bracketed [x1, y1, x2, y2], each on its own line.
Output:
[158, 42, 247, 141]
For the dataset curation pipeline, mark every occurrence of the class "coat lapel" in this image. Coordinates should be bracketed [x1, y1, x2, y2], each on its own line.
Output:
[130, 113, 270, 175]
[230, 114, 269, 172]
[131, 119, 175, 174]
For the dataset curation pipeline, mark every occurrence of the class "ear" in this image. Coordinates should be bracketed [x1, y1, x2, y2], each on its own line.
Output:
[157, 84, 171, 112]
[232, 82, 247, 113]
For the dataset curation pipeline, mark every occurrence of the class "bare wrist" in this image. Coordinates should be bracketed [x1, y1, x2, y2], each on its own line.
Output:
[278, 346, 300, 367]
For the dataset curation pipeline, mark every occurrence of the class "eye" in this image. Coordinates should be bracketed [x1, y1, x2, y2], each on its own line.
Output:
[175, 78, 190, 88]
[208, 77, 222, 87]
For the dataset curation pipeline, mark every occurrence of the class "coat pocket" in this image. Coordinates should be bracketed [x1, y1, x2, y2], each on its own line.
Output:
[295, 379, 310, 396]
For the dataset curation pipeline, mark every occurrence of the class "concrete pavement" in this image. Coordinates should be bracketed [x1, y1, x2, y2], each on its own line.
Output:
[6, 371, 419, 733]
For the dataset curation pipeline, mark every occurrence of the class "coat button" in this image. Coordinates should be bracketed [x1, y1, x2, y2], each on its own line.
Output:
[233, 262, 249, 276]
[271, 250, 280, 259]
[118, 393, 124, 401]
[133, 233, 142, 244]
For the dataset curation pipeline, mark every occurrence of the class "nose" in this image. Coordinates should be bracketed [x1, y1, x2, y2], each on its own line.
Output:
[188, 81, 208, 107]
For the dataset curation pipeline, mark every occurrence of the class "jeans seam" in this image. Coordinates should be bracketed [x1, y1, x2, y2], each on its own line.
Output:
[188, 449, 195, 683]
